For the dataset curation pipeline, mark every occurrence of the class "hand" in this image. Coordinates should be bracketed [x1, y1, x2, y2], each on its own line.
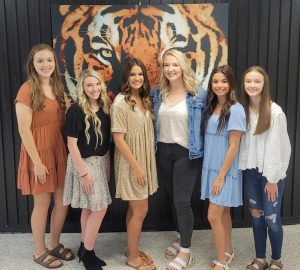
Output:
[33, 162, 49, 184]
[211, 175, 224, 197]
[264, 182, 278, 202]
[134, 165, 147, 187]
[81, 174, 93, 195]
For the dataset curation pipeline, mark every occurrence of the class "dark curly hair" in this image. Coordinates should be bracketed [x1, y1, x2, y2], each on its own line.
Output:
[119, 56, 152, 116]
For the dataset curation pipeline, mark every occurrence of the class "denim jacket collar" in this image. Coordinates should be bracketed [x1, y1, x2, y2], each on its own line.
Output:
[151, 86, 206, 159]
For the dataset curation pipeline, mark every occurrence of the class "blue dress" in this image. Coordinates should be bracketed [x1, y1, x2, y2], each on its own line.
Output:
[201, 103, 246, 207]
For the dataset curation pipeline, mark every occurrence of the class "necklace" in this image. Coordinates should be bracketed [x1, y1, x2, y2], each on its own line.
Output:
[165, 97, 185, 108]
[166, 91, 186, 104]
[90, 105, 99, 112]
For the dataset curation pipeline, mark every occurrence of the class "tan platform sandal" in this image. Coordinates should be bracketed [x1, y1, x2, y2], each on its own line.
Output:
[139, 250, 153, 265]
[126, 255, 157, 270]
[126, 250, 153, 265]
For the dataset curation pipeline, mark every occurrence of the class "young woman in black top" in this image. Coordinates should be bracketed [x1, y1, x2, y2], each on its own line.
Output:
[63, 69, 111, 270]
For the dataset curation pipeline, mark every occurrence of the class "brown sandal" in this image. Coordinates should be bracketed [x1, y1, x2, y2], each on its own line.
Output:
[126, 256, 157, 270]
[139, 250, 153, 265]
[126, 250, 153, 265]
[33, 250, 62, 269]
[48, 243, 74, 261]
[246, 259, 268, 270]
[268, 260, 283, 270]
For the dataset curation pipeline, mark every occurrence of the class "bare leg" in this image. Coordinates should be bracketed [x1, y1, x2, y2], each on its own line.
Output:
[127, 199, 154, 269]
[126, 202, 133, 229]
[208, 202, 227, 269]
[223, 207, 233, 256]
[48, 187, 68, 249]
[126, 202, 153, 265]
[83, 209, 107, 250]
[32, 193, 61, 267]
[81, 208, 90, 243]
[32, 193, 51, 256]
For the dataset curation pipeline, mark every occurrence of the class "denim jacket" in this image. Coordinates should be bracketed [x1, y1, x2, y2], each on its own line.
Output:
[151, 85, 207, 159]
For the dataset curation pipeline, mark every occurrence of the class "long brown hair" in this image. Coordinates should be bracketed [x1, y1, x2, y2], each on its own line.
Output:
[119, 56, 152, 115]
[240, 66, 271, 135]
[25, 43, 65, 111]
[204, 65, 238, 132]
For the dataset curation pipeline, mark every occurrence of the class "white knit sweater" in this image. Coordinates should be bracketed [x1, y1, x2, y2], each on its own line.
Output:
[239, 102, 291, 183]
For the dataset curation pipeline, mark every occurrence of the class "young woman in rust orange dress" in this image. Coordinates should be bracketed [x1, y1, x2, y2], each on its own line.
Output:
[15, 43, 74, 268]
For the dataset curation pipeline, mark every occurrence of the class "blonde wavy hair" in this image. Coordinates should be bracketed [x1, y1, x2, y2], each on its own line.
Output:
[25, 43, 65, 111]
[76, 69, 110, 147]
[159, 49, 198, 101]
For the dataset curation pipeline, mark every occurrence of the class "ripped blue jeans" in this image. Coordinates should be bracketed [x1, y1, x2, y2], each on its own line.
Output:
[244, 169, 285, 260]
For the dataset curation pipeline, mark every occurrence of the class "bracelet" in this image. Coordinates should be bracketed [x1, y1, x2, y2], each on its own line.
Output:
[81, 172, 88, 178]
[216, 175, 224, 181]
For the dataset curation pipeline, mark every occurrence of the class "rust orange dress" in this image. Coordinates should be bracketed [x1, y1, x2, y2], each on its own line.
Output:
[15, 82, 67, 195]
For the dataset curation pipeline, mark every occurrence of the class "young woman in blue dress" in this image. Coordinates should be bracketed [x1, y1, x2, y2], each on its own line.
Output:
[201, 65, 246, 270]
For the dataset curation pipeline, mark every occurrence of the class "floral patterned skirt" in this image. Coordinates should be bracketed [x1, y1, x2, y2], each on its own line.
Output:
[63, 153, 112, 211]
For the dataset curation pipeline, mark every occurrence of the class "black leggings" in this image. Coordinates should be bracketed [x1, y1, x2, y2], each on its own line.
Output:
[156, 142, 202, 248]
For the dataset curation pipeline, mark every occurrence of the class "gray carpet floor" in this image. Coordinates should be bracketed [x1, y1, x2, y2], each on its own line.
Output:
[0, 225, 299, 270]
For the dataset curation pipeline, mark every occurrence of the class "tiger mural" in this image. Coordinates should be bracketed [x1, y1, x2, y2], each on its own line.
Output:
[53, 4, 228, 100]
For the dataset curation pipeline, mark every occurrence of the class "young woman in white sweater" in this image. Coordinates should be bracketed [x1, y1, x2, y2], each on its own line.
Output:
[239, 66, 291, 270]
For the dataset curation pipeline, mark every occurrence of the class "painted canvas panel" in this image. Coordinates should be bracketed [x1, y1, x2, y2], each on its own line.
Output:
[51, 4, 228, 101]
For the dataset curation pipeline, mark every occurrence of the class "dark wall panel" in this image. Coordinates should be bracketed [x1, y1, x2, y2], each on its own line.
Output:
[0, 0, 299, 232]
[258, 0, 270, 68]
[278, 0, 293, 218]
[287, 0, 300, 218]
[267, 0, 280, 99]
[2, 0, 20, 231]
[247, 0, 260, 66]
[0, 0, 9, 231]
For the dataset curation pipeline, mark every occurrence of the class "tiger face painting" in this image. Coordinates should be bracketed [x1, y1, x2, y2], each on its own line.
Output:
[52, 4, 228, 99]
